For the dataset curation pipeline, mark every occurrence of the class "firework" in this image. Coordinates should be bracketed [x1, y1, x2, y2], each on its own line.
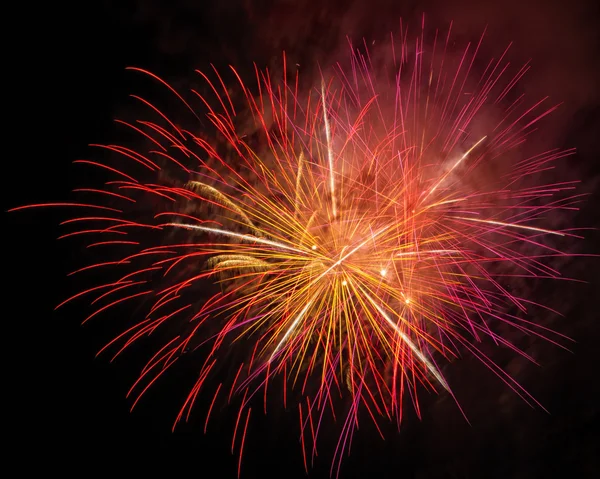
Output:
[11, 20, 582, 476]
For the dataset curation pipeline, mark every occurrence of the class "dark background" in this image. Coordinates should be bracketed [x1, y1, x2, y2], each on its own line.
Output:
[7, 0, 600, 477]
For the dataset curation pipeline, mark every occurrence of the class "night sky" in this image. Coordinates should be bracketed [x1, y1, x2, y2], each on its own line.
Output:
[7, 1, 600, 477]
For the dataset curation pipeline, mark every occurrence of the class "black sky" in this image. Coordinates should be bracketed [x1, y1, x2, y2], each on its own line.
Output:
[7, 1, 600, 477]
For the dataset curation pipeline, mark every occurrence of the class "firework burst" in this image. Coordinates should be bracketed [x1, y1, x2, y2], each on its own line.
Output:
[12, 20, 583, 476]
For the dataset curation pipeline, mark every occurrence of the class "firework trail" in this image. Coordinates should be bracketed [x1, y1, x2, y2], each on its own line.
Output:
[11, 19, 583, 476]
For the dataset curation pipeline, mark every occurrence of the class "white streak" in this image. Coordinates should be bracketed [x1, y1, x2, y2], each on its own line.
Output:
[321, 80, 337, 218]
[422, 136, 487, 203]
[453, 217, 564, 236]
[168, 223, 308, 253]
[363, 290, 450, 392]
[270, 298, 314, 361]
[395, 249, 461, 257]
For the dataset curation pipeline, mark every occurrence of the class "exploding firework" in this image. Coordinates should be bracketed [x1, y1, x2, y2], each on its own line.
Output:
[12, 20, 583, 476]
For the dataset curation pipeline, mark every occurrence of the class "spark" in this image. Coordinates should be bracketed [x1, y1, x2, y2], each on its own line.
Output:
[453, 216, 565, 236]
[362, 290, 449, 392]
[169, 223, 308, 254]
[270, 297, 316, 361]
[421, 136, 488, 203]
[322, 79, 337, 219]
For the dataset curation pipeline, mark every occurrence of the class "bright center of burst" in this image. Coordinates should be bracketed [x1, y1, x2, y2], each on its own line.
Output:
[311, 245, 317, 250]
[380, 269, 387, 277]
